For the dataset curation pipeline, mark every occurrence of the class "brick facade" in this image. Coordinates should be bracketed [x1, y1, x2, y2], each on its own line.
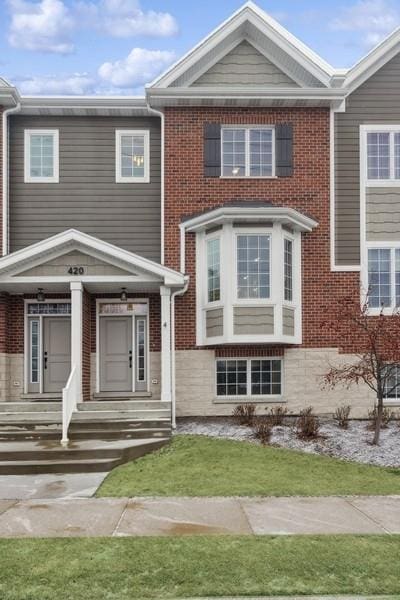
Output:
[0, 106, 3, 257]
[164, 106, 359, 354]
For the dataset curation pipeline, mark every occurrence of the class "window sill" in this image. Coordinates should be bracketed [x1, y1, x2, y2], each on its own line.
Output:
[24, 178, 59, 184]
[219, 176, 278, 180]
[366, 180, 400, 187]
[213, 396, 286, 404]
[383, 399, 400, 407]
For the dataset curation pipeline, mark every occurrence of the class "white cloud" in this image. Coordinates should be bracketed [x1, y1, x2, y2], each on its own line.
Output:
[78, 0, 178, 38]
[15, 73, 95, 94]
[98, 47, 175, 88]
[330, 0, 400, 47]
[7, 0, 75, 54]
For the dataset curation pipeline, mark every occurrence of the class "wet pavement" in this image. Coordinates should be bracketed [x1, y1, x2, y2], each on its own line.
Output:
[0, 472, 108, 499]
[0, 495, 398, 537]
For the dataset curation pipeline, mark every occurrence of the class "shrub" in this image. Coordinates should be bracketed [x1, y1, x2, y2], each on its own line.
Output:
[295, 407, 320, 440]
[253, 417, 272, 445]
[232, 403, 256, 426]
[334, 405, 351, 429]
[267, 406, 288, 426]
[367, 406, 394, 430]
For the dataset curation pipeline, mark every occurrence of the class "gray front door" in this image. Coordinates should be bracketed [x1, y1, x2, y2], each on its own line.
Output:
[100, 316, 132, 392]
[43, 317, 71, 393]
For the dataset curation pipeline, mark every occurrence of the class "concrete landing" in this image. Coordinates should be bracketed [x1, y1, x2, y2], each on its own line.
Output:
[0, 472, 107, 499]
[0, 495, 399, 538]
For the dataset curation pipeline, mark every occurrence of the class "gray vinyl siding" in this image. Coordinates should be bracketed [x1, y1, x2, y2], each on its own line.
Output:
[206, 308, 223, 338]
[17, 251, 134, 277]
[233, 306, 274, 335]
[282, 307, 295, 336]
[192, 41, 298, 88]
[9, 116, 161, 261]
[335, 52, 400, 266]
[366, 188, 400, 241]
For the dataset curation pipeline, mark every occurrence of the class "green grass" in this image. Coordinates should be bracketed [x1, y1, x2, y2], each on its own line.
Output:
[0, 536, 400, 599]
[97, 434, 400, 497]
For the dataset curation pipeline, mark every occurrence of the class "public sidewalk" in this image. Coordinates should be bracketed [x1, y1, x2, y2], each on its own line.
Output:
[0, 495, 399, 537]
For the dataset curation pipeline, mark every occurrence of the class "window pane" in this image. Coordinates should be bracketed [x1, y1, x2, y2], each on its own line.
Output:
[119, 134, 145, 178]
[251, 359, 281, 395]
[237, 234, 270, 299]
[207, 238, 220, 303]
[136, 319, 146, 382]
[30, 320, 39, 384]
[222, 129, 246, 176]
[27, 303, 71, 315]
[395, 133, 400, 179]
[249, 128, 273, 176]
[384, 364, 400, 399]
[216, 360, 247, 396]
[29, 134, 54, 179]
[367, 132, 390, 180]
[284, 238, 293, 302]
[368, 248, 391, 308]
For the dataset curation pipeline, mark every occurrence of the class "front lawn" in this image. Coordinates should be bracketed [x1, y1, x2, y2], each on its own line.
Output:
[97, 434, 400, 497]
[1, 536, 400, 599]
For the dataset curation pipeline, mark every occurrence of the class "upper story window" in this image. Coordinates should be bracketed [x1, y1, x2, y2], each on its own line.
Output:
[207, 238, 220, 303]
[24, 130, 59, 183]
[366, 130, 400, 182]
[221, 127, 274, 178]
[367, 247, 400, 309]
[116, 130, 150, 183]
[237, 234, 270, 299]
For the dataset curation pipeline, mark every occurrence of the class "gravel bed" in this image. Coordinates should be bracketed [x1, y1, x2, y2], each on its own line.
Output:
[176, 418, 400, 468]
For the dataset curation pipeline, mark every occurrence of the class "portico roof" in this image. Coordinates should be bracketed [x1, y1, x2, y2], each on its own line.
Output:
[0, 229, 185, 293]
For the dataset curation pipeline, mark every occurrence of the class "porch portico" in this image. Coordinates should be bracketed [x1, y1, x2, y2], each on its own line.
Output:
[0, 230, 186, 407]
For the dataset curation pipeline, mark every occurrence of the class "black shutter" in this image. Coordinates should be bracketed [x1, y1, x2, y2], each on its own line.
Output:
[204, 123, 221, 177]
[275, 123, 293, 177]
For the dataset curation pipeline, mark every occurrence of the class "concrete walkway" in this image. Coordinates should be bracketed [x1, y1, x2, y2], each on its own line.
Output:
[0, 495, 399, 537]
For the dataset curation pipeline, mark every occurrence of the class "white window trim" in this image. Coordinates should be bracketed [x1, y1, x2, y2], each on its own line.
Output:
[24, 129, 59, 184]
[214, 356, 284, 402]
[220, 125, 276, 179]
[115, 129, 150, 183]
[205, 234, 222, 307]
[234, 229, 273, 305]
[363, 124, 400, 187]
[283, 234, 295, 306]
[362, 241, 400, 315]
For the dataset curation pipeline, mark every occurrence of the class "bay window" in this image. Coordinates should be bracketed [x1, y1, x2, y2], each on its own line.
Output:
[216, 358, 282, 398]
[207, 238, 221, 303]
[237, 234, 270, 299]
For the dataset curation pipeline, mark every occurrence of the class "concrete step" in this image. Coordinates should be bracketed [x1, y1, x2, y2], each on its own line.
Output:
[78, 401, 169, 411]
[0, 412, 62, 424]
[0, 402, 61, 413]
[0, 427, 171, 442]
[0, 438, 169, 474]
[71, 409, 170, 421]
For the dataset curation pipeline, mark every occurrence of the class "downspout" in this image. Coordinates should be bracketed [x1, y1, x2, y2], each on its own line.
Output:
[145, 100, 165, 265]
[2, 101, 21, 256]
[171, 276, 189, 428]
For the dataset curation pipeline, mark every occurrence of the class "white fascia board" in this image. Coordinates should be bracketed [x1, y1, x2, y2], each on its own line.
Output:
[0, 229, 185, 286]
[344, 28, 400, 93]
[182, 207, 318, 233]
[19, 95, 149, 115]
[149, 2, 334, 90]
[147, 86, 346, 104]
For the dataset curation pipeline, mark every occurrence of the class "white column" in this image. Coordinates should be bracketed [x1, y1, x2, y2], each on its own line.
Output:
[160, 285, 172, 403]
[70, 281, 83, 403]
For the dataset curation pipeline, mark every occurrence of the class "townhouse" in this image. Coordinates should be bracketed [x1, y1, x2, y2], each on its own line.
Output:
[1, 2, 400, 449]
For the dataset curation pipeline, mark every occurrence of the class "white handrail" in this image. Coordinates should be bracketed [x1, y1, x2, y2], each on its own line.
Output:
[61, 365, 78, 446]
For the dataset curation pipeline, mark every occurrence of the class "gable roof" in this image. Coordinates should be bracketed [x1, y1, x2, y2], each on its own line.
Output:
[0, 229, 185, 286]
[148, 2, 334, 91]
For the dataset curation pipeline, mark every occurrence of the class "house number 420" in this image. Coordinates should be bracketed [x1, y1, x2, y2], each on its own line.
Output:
[68, 266, 85, 275]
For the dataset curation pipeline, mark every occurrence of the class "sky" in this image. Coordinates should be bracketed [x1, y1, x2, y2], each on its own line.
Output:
[1, 0, 400, 95]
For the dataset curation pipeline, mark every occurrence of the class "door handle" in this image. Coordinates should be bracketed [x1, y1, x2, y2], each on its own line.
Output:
[129, 350, 132, 369]
[44, 351, 48, 370]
